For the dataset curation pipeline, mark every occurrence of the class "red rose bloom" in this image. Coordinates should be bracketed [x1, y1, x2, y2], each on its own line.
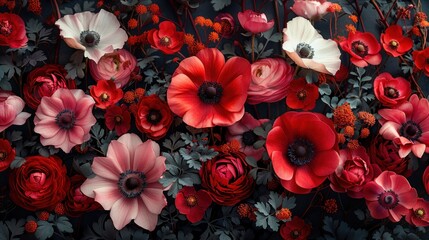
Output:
[266, 112, 340, 194]
[285, 78, 319, 111]
[64, 175, 102, 217]
[373, 72, 411, 107]
[381, 25, 413, 57]
[412, 47, 429, 77]
[90, 79, 123, 109]
[148, 21, 184, 54]
[340, 31, 382, 67]
[0, 13, 28, 48]
[175, 187, 212, 223]
[200, 150, 254, 206]
[9, 155, 70, 211]
[105, 105, 131, 136]
[279, 216, 311, 240]
[424, 166, 429, 195]
[24, 64, 76, 110]
[0, 139, 15, 172]
[405, 198, 429, 227]
[135, 95, 173, 140]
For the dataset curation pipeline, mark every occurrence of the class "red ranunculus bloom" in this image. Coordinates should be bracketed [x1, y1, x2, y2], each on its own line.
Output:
[90, 79, 123, 109]
[381, 25, 413, 57]
[363, 171, 417, 222]
[105, 105, 131, 136]
[285, 78, 319, 111]
[412, 47, 429, 77]
[0, 139, 15, 172]
[266, 112, 340, 194]
[0, 13, 28, 48]
[200, 150, 254, 206]
[24, 64, 76, 110]
[279, 216, 311, 240]
[405, 198, 429, 227]
[238, 10, 274, 34]
[424, 166, 429, 195]
[214, 13, 235, 38]
[175, 186, 212, 223]
[9, 155, 70, 211]
[167, 48, 251, 128]
[340, 31, 382, 68]
[373, 72, 411, 107]
[135, 95, 173, 140]
[148, 21, 184, 54]
[64, 175, 102, 217]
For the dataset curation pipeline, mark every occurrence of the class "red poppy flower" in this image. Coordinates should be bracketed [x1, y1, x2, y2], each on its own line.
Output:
[175, 187, 212, 223]
[266, 112, 340, 194]
[147, 21, 184, 54]
[90, 80, 123, 109]
[405, 198, 429, 227]
[412, 47, 429, 77]
[285, 78, 319, 111]
[167, 48, 251, 128]
[373, 72, 411, 107]
[0, 139, 15, 172]
[135, 95, 173, 139]
[381, 25, 413, 57]
[279, 216, 311, 240]
[104, 105, 131, 136]
[340, 31, 382, 67]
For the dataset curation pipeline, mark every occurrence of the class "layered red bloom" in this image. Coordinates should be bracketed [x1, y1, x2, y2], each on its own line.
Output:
[0, 139, 15, 172]
[381, 25, 413, 57]
[412, 47, 429, 77]
[238, 10, 274, 34]
[214, 13, 235, 38]
[24, 64, 76, 110]
[340, 31, 382, 67]
[0, 13, 28, 48]
[175, 187, 212, 223]
[424, 166, 429, 195]
[90, 79, 123, 109]
[266, 112, 340, 194]
[135, 95, 173, 139]
[105, 105, 131, 136]
[167, 48, 251, 128]
[9, 155, 70, 211]
[64, 175, 102, 217]
[363, 171, 417, 222]
[279, 216, 311, 240]
[148, 21, 184, 54]
[405, 198, 429, 227]
[373, 72, 411, 107]
[285, 78, 319, 111]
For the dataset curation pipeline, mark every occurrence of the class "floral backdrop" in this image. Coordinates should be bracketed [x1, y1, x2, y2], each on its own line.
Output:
[0, 0, 429, 239]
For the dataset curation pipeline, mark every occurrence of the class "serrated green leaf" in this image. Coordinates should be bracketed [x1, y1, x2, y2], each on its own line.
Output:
[35, 221, 54, 240]
[55, 216, 73, 233]
[211, 0, 231, 11]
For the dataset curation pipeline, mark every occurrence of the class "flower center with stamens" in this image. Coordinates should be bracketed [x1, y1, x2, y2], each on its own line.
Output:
[55, 109, 76, 130]
[384, 87, 399, 99]
[296, 43, 314, 59]
[80, 30, 101, 47]
[378, 190, 399, 209]
[198, 82, 223, 104]
[0, 151, 6, 161]
[100, 93, 109, 102]
[146, 109, 162, 124]
[115, 116, 122, 123]
[400, 120, 422, 141]
[297, 90, 307, 100]
[160, 36, 171, 46]
[186, 195, 198, 207]
[287, 138, 315, 166]
[389, 40, 399, 49]
[352, 41, 369, 57]
[291, 230, 300, 239]
[415, 208, 425, 218]
[118, 170, 146, 198]
[0, 20, 12, 36]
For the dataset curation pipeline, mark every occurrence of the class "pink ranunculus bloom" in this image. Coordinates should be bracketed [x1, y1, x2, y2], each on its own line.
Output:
[363, 171, 417, 222]
[25, 172, 46, 199]
[0, 92, 31, 132]
[34, 88, 96, 153]
[290, 0, 332, 21]
[378, 94, 429, 158]
[405, 198, 429, 227]
[226, 112, 269, 161]
[89, 49, 137, 88]
[247, 58, 294, 105]
[80, 133, 167, 230]
[238, 10, 274, 34]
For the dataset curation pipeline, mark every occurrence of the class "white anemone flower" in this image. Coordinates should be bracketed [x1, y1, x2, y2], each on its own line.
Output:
[282, 17, 341, 75]
[55, 9, 128, 63]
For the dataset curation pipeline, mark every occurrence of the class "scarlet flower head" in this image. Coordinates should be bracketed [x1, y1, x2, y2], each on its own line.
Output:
[0, 139, 15, 172]
[280, 216, 311, 240]
[381, 25, 413, 57]
[340, 31, 382, 67]
[105, 105, 131, 136]
[405, 198, 429, 227]
[285, 78, 319, 111]
[175, 187, 212, 223]
[214, 13, 235, 38]
[148, 21, 184, 54]
[90, 79, 123, 109]
[412, 47, 429, 77]
[237, 10, 274, 34]
[373, 72, 411, 107]
[0, 13, 28, 48]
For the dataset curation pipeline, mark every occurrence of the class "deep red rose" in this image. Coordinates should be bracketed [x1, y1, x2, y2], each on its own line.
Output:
[413, 47, 429, 77]
[373, 72, 411, 107]
[175, 186, 212, 223]
[279, 216, 311, 240]
[340, 31, 381, 68]
[423, 166, 429, 195]
[24, 64, 76, 110]
[381, 25, 413, 57]
[105, 105, 131, 136]
[0, 13, 28, 48]
[89, 79, 123, 109]
[9, 155, 70, 211]
[148, 21, 184, 54]
[285, 78, 319, 111]
[135, 95, 173, 140]
[200, 150, 254, 206]
[0, 139, 15, 172]
[64, 175, 102, 217]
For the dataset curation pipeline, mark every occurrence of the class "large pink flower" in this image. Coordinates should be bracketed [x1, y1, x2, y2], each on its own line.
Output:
[167, 48, 251, 128]
[378, 94, 429, 158]
[237, 10, 274, 34]
[363, 171, 417, 222]
[0, 92, 31, 132]
[34, 88, 96, 153]
[290, 0, 332, 21]
[80, 133, 167, 230]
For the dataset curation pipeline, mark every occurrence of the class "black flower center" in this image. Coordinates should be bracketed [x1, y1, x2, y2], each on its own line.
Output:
[384, 87, 399, 99]
[291, 230, 300, 239]
[198, 82, 223, 104]
[220, 19, 232, 33]
[80, 30, 100, 47]
[352, 41, 368, 57]
[0, 151, 6, 161]
[389, 40, 399, 49]
[297, 90, 307, 100]
[146, 109, 162, 124]
[55, 109, 76, 130]
[160, 36, 171, 46]
[378, 190, 399, 209]
[115, 116, 123, 123]
[296, 43, 314, 59]
[118, 170, 146, 198]
[0, 20, 12, 36]
[400, 121, 422, 141]
[242, 130, 258, 146]
[287, 138, 315, 166]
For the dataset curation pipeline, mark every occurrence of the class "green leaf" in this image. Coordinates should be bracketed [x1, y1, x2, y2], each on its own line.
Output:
[35, 221, 54, 240]
[55, 216, 73, 233]
[10, 157, 26, 169]
[319, 83, 332, 95]
[245, 156, 258, 167]
[268, 192, 282, 209]
[211, 0, 231, 10]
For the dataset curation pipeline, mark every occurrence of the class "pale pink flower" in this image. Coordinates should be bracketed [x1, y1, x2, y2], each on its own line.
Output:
[0, 92, 31, 132]
[80, 133, 167, 230]
[34, 88, 96, 153]
[290, 0, 332, 21]
[238, 10, 274, 34]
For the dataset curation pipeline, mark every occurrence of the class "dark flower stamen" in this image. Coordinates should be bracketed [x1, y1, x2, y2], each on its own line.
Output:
[400, 120, 422, 141]
[146, 109, 162, 124]
[80, 30, 100, 47]
[296, 43, 314, 59]
[378, 190, 399, 209]
[55, 109, 76, 130]
[118, 170, 146, 198]
[384, 87, 399, 99]
[352, 41, 369, 57]
[242, 130, 258, 146]
[287, 138, 315, 166]
[198, 82, 223, 104]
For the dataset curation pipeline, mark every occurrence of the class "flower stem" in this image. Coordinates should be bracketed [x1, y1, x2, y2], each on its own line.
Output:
[251, 34, 255, 62]
[369, 0, 389, 28]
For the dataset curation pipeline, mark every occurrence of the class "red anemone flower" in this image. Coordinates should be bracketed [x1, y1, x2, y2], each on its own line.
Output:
[0, 139, 15, 172]
[340, 31, 382, 68]
[279, 216, 311, 240]
[175, 187, 212, 223]
[104, 105, 131, 136]
[405, 198, 429, 227]
[285, 78, 319, 111]
[381, 25, 413, 57]
[148, 21, 184, 54]
[413, 47, 429, 77]
[167, 48, 251, 128]
[90, 80, 123, 109]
